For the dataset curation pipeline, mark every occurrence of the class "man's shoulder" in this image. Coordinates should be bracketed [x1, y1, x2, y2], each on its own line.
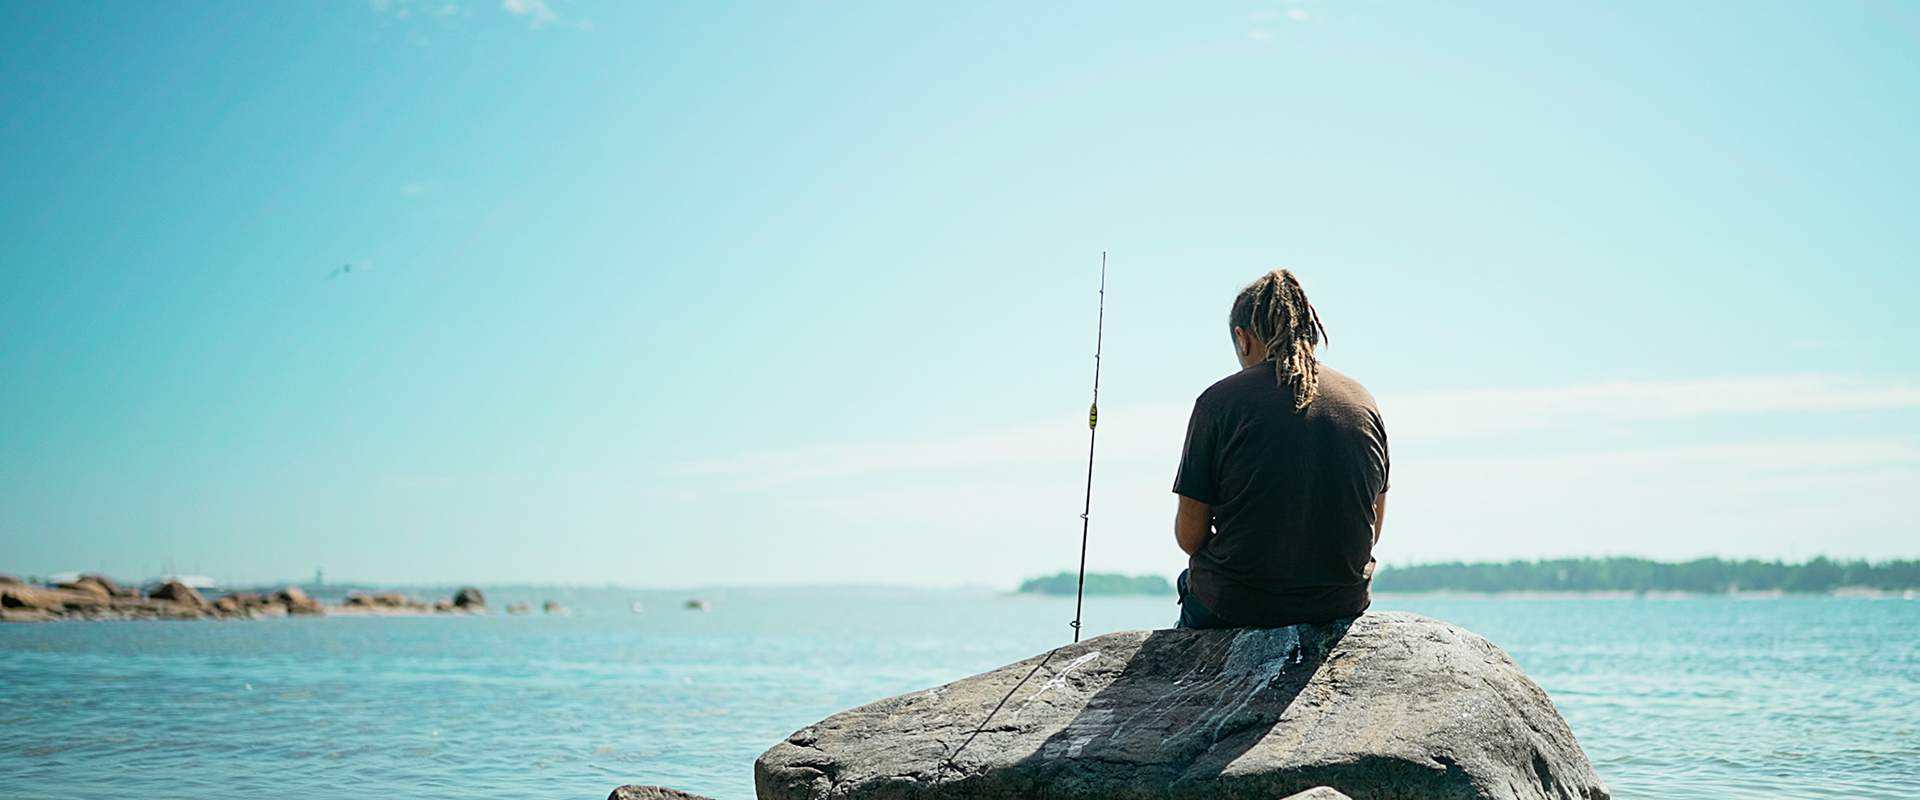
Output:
[1314, 365, 1377, 407]
[1198, 363, 1376, 409]
[1197, 362, 1274, 405]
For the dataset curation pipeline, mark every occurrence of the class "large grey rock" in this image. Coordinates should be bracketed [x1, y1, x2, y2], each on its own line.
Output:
[453, 586, 486, 609]
[756, 612, 1606, 800]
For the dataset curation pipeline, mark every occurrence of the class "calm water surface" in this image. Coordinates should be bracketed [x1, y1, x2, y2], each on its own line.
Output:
[1, 589, 1915, 799]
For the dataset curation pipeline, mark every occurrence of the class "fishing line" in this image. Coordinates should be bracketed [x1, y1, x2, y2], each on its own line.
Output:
[1072, 252, 1106, 643]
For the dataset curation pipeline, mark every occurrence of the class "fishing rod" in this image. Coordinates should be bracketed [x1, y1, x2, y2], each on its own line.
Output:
[1072, 252, 1106, 643]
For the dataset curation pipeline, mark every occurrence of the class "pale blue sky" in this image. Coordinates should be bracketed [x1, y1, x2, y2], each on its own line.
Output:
[3, 1, 1916, 587]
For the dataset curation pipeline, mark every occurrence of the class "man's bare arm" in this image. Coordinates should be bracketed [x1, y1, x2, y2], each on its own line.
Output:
[1175, 494, 1211, 555]
[1373, 492, 1386, 546]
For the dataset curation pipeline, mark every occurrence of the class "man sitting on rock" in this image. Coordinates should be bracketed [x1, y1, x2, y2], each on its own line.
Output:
[1172, 270, 1389, 629]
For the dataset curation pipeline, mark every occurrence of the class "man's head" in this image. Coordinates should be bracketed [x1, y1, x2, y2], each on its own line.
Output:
[1229, 269, 1326, 411]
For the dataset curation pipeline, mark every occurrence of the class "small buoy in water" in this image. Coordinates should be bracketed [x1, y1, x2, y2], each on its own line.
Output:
[684, 598, 710, 611]
[631, 601, 645, 613]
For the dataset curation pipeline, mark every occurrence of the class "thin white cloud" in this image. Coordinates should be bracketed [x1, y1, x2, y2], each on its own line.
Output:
[652, 375, 1920, 584]
[503, 0, 557, 28]
[668, 418, 1088, 482]
[1382, 437, 1920, 563]
[671, 374, 1920, 482]
[371, 0, 457, 19]
[692, 435, 1920, 585]
[666, 402, 1200, 485]
[1382, 373, 1920, 442]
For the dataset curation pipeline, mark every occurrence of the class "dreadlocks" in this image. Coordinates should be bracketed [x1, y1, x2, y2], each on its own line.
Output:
[1229, 269, 1327, 411]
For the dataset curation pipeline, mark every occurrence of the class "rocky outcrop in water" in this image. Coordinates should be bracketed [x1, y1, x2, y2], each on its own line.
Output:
[1, 580, 209, 622]
[277, 586, 324, 615]
[343, 591, 424, 611]
[207, 587, 326, 617]
[1, 574, 493, 622]
[150, 581, 208, 607]
[755, 612, 1607, 800]
[60, 573, 139, 598]
[328, 589, 490, 616]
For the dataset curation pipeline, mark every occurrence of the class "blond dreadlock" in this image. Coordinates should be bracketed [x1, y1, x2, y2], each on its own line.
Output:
[1229, 269, 1327, 411]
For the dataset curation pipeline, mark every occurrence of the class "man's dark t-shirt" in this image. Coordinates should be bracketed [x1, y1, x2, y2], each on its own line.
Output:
[1173, 362, 1388, 627]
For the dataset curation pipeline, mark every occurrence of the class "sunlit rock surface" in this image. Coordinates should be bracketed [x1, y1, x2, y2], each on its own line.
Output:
[756, 612, 1607, 800]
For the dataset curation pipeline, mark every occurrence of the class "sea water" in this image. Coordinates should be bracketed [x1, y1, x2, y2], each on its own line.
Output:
[1, 589, 1915, 799]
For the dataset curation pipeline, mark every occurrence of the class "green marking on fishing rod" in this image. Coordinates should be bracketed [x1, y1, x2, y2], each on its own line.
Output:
[1072, 252, 1106, 643]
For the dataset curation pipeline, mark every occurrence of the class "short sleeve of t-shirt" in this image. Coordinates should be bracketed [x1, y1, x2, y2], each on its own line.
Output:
[1172, 400, 1218, 504]
[1382, 424, 1391, 493]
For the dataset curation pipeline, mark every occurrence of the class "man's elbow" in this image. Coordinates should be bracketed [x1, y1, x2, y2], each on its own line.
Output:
[1176, 532, 1203, 556]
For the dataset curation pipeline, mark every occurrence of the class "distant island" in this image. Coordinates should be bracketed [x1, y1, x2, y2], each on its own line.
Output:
[1374, 557, 1920, 594]
[1019, 572, 1173, 597]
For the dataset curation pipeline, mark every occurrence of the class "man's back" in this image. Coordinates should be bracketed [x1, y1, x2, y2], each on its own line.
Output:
[1174, 362, 1389, 627]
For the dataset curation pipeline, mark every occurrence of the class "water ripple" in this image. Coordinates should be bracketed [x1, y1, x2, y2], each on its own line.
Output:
[2, 592, 1915, 799]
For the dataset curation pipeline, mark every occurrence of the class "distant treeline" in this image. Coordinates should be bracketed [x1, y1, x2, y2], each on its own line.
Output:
[1373, 557, 1920, 594]
[1020, 572, 1174, 597]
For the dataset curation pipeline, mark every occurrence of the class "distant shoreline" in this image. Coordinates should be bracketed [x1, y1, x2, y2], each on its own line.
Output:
[0, 575, 496, 623]
[1376, 588, 1919, 600]
[1373, 556, 1920, 595]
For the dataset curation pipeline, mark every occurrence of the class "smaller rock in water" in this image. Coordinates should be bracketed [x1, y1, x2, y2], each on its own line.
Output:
[453, 586, 486, 609]
[79, 573, 137, 597]
[59, 578, 111, 598]
[277, 586, 324, 615]
[344, 591, 422, 610]
[506, 602, 531, 615]
[543, 600, 566, 615]
[606, 785, 718, 800]
[1282, 788, 1353, 800]
[149, 581, 208, 608]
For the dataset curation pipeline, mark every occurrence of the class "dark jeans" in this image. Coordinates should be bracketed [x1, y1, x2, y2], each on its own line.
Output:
[1175, 569, 1238, 629]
